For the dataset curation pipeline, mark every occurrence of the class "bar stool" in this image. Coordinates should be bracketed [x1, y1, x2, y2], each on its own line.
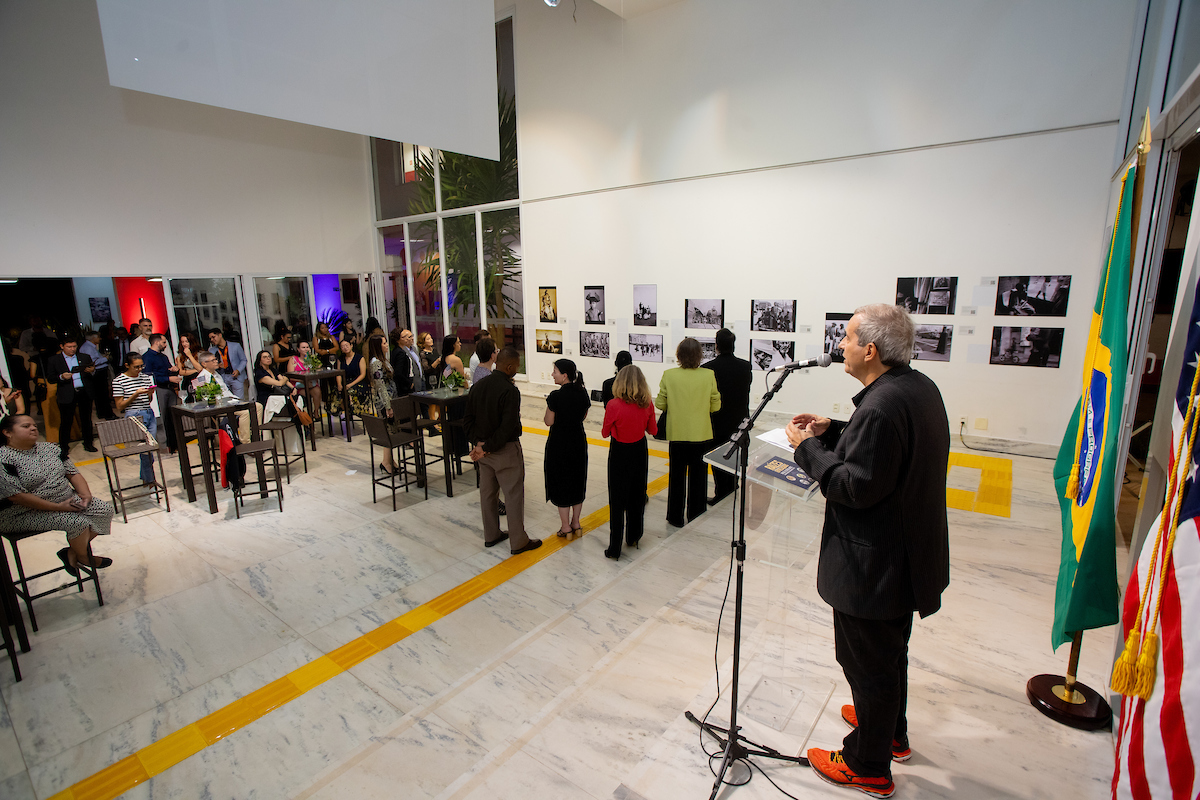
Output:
[98, 418, 170, 522]
[259, 416, 307, 484]
[0, 529, 104, 632]
[363, 413, 426, 510]
[231, 440, 284, 517]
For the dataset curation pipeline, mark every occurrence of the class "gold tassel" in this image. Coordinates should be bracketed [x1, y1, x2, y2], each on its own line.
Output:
[1065, 465, 1080, 500]
[1110, 628, 1141, 695]
[1133, 631, 1159, 700]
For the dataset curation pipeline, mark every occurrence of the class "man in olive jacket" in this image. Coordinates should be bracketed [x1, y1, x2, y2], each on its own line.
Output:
[786, 303, 949, 797]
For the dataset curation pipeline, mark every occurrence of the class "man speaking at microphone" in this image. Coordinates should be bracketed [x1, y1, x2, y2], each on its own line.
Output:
[785, 303, 949, 798]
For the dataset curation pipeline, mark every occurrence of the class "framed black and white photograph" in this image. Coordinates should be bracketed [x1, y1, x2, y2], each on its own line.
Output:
[539, 287, 558, 323]
[584, 286, 605, 324]
[88, 297, 113, 323]
[695, 336, 718, 363]
[685, 298, 724, 330]
[751, 339, 795, 371]
[579, 330, 610, 358]
[629, 333, 663, 362]
[990, 326, 1063, 368]
[824, 313, 852, 363]
[535, 328, 563, 354]
[995, 275, 1071, 317]
[896, 277, 958, 314]
[913, 324, 954, 362]
[750, 299, 796, 333]
[633, 284, 657, 326]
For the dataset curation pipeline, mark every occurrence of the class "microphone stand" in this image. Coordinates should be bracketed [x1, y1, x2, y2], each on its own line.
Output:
[687, 365, 808, 799]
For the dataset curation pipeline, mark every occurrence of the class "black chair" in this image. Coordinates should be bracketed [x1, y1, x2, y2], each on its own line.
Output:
[231, 440, 284, 518]
[0, 585, 19, 681]
[392, 396, 434, 485]
[259, 413, 307, 484]
[98, 417, 170, 523]
[0, 529, 103, 633]
[363, 413, 426, 510]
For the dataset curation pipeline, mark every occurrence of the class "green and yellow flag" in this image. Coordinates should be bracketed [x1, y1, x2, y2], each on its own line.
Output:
[1050, 159, 1136, 650]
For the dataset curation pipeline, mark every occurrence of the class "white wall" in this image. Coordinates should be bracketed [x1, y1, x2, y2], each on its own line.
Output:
[0, 0, 376, 280]
[72, 277, 120, 329]
[511, 0, 1135, 447]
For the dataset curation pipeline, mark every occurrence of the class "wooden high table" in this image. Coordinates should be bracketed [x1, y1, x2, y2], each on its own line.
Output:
[409, 386, 470, 497]
[285, 368, 351, 451]
[169, 397, 265, 514]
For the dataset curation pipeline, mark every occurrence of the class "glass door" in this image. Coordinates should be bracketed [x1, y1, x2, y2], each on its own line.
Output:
[255, 277, 313, 356]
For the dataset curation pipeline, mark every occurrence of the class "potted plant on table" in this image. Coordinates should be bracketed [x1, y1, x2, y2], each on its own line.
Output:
[195, 380, 223, 406]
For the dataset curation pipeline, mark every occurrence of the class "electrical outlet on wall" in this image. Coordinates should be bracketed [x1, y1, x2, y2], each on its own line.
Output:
[833, 403, 840, 413]
[958, 415, 968, 428]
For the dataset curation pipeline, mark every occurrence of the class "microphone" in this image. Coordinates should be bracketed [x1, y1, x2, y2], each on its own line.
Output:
[770, 353, 833, 373]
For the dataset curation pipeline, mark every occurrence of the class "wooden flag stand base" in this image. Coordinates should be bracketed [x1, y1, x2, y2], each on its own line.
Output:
[1026, 631, 1112, 731]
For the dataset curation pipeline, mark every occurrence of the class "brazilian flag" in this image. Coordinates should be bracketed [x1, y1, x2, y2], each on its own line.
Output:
[1050, 163, 1135, 650]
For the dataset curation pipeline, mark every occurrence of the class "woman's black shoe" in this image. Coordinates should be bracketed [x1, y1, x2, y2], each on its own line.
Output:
[604, 549, 619, 559]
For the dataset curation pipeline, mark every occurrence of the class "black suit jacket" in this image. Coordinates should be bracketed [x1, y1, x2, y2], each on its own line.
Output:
[703, 353, 753, 442]
[47, 352, 94, 404]
[794, 365, 949, 619]
[391, 349, 413, 395]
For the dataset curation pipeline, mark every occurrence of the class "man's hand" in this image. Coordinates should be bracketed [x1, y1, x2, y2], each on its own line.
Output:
[85, 365, 95, 374]
[60, 372, 71, 381]
[232, 369, 240, 378]
[170, 376, 181, 384]
[469, 444, 486, 462]
[790, 413, 831, 437]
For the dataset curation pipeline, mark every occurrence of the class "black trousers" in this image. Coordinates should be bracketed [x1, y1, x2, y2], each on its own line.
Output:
[92, 367, 115, 419]
[711, 426, 737, 501]
[833, 609, 913, 778]
[666, 439, 711, 525]
[607, 438, 648, 555]
[57, 393, 94, 454]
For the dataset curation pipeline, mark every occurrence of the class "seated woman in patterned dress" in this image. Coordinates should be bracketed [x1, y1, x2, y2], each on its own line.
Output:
[0, 414, 115, 575]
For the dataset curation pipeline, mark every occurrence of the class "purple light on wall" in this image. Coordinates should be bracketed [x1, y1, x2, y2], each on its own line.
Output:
[313, 274, 343, 322]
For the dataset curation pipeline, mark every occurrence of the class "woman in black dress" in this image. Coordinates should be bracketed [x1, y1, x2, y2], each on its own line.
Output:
[544, 358, 590, 536]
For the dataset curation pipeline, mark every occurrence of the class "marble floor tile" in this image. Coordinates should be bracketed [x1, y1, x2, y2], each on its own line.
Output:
[1, 577, 298, 766]
[0, 695, 25, 784]
[457, 749, 598, 800]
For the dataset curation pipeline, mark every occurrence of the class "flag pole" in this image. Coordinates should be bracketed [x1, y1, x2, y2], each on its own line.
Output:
[1027, 631, 1113, 730]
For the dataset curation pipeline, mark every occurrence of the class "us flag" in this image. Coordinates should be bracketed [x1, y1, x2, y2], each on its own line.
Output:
[1112, 278, 1200, 799]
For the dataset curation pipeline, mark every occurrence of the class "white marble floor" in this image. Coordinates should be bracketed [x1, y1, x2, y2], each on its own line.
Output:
[0, 410, 1119, 799]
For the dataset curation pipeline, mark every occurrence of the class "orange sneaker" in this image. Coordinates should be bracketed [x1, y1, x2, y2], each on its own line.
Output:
[840, 705, 912, 762]
[807, 748, 895, 797]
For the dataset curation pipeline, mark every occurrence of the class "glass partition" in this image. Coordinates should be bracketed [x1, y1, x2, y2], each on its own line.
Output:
[482, 207, 525, 373]
[408, 219, 445, 347]
[381, 225, 414, 335]
[170, 277, 244, 345]
[444, 212, 482, 362]
[255, 277, 312, 352]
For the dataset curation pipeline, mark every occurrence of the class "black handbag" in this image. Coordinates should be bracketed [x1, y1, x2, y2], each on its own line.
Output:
[654, 409, 668, 441]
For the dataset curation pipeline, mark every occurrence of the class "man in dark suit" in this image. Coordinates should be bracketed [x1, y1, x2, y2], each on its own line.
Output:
[786, 303, 949, 797]
[702, 328, 752, 504]
[48, 337, 97, 458]
[390, 329, 423, 395]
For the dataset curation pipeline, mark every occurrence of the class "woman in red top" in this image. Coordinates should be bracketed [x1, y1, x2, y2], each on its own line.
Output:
[600, 364, 657, 559]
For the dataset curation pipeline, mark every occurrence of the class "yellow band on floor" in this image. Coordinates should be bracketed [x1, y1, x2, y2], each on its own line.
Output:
[48, 450, 672, 800]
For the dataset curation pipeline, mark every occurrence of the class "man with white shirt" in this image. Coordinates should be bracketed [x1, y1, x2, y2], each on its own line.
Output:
[195, 352, 254, 440]
[47, 337, 97, 458]
[392, 329, 425, 395]
[129, 318, 154, 355]
[80, 330, 116, 420]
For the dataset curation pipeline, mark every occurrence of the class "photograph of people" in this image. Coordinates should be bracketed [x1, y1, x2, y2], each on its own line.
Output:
[584, 286, 605, 324]
[539, 287, 558, 323]
[633, 284, 657, 327]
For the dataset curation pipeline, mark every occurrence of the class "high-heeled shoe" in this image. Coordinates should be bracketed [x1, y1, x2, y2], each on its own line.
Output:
[572, 525, 582, 535]
[379, 463, 395, 476]
[556, 527, 572, 538]
[604, 549, 619, 559]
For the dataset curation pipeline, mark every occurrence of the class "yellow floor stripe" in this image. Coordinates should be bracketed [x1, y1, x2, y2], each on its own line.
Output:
[48, 447, 673, 800]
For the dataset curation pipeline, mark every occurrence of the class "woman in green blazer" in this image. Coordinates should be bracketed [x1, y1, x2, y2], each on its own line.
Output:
[655, 338, 721, 526]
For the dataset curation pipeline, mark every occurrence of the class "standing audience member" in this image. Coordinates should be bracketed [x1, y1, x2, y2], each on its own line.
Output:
[112, 353, 158, 485]
[786, 303, 949, 796]
[441, 335, 468, 384]
[464, 347, 541, 554]
[418, 332, 441, 387]
[655, 337, 721, 526]
[468, 330, 489, 372]
[703, 328, 752, 504]
[176, 333, 204, 401]
[208, 328, 247, 399]
[600, 365, 656, 558]
[366, 336, 400, 475]
[0, 414, 116, 576]
[601, 350, 633, 407]
[143, 334, 182, 453]
[545, 359, 590, 537]
[471, 338, 497, 385]
[392, 329, 424, 395]
[333, 339, 371, 419]
[80, 331, 116, 421]
[129, 318, 154, 355]
[359, 318, 385, 360]
[313, 322, 339, 367]
[48, 337, 98, 458]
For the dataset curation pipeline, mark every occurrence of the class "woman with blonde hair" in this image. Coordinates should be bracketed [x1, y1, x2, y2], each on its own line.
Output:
[655, 337, 720, 526]
[600, 364, 657, 558]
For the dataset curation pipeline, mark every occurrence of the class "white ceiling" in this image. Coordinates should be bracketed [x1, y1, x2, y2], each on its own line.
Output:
[95, 0, 500, 159]
[590, 0, 684, 19]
